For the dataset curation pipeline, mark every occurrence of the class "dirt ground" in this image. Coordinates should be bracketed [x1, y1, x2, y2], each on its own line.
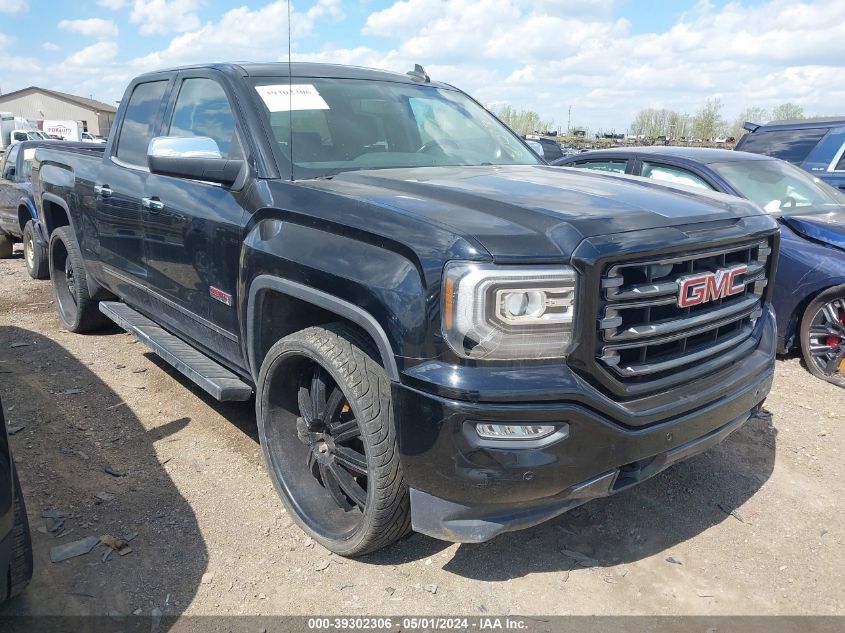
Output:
[0, 250, 843, 619]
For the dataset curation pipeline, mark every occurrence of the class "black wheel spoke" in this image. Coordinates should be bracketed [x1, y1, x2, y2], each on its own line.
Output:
[334, 445, 368, 474]
[298, 382, 315, 426]
[331, 419, 360, 443]
[324, 387, 345, 425]
[328, 462, 367, 509]
[319, 462, 353, 510]
[310, 367, 328, 424]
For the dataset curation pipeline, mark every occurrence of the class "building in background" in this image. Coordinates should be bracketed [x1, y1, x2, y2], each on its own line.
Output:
[0, 87, 117, 138]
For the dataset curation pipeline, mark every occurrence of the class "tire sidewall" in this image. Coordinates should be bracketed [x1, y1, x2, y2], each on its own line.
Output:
[49, 228, 82, 331]
[23, 222, 46, 280]
[256, 332, 382, 556]
[800, 285, 845, 387]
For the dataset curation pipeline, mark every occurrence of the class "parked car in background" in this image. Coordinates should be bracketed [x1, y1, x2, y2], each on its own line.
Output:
[736, 118, 845, 192]
[0, 140, 88, 278]
[523, 135, 563, 161]
[33, 62, 777, 555]
[554, 146, 845, 387]
[0, 392, 34, 604]
[9, 130, 45, 145]
[81, 132, 107, 144]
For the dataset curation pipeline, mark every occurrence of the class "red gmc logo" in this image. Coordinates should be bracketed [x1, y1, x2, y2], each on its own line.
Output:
[677, 264, 748, 308]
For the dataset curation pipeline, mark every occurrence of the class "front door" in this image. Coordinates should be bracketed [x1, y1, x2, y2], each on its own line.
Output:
[142, 74, 247, 368]
[0, 143, 20, 236]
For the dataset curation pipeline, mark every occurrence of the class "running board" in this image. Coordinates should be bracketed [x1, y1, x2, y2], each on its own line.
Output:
[99, 301, 253, 402]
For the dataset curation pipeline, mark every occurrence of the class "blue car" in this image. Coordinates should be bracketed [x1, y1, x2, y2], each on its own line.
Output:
[735, 118, 845, 192]
[553, 147, 845, 386]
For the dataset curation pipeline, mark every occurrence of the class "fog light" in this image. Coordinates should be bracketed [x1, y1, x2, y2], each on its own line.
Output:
[475, 423, 555, 440]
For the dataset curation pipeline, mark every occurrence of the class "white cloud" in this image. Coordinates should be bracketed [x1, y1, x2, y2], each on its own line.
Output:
[129, 0, 343, 69]
[59, 18, 119, 40]
[97, 0, 126, 8]
[42, 41, 60, 51]
[63, 41, 119, 67]
[129, 0, 202, 36]
[0, 32, 11, 48]
[0, 0, 26, 14]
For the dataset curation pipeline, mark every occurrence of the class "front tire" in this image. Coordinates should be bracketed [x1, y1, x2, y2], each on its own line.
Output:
[49, 226, 108, 332]
[23, 221, 48, 280]
[256, 324, 410, 556]
[800, 285, 845, 388]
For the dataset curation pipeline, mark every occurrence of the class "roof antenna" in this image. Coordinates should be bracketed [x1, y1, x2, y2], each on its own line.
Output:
[406, 64, 430, 83]
[287, 0, 294, 181]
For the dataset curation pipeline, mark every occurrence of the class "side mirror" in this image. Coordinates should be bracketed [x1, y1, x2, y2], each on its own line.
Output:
[147, 136, 243, 186]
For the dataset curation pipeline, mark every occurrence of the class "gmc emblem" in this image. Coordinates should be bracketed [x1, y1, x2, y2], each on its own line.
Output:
[677, 264, 748, 308]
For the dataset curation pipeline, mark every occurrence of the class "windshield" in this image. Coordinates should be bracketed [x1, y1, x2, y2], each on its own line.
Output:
[252, 78, 540, 179]
[709, 159, 845, 216]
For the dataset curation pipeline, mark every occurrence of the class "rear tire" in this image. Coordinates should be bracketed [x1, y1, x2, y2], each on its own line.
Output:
[6, 463, 33, 602]
[800, 285, 845, 388]
[23, 221, 48, 280]
[49, 226, 108, 332]
[0, 233, 12, 259]
[256, 324, 410, 556]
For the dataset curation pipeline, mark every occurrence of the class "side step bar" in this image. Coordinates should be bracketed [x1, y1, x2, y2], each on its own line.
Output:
[99, 301, 253, 402]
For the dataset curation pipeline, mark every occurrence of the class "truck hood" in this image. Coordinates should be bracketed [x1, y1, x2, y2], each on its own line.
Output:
[781, 207, 845, 251]
[302, 165, 764, 259]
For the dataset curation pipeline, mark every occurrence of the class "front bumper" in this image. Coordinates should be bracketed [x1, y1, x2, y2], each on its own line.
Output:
[394, 307, 775, 543]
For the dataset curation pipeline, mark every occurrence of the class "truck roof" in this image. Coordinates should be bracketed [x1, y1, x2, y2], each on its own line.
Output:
[138, 62, 456, 90]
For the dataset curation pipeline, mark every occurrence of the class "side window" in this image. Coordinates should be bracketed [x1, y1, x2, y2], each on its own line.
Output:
[2, 144, 19, 179]
[641, 162, 715, 190]
[168, 78, 242, 159]
[574, 159, 627, 173]
[737, 128, 827, 164]
[116, 80, 168, 167]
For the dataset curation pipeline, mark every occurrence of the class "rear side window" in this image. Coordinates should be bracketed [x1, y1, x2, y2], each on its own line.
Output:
[641, 162, 715, 191]
[168, 78, 242, 159]
[573, 159, 627, 173]
[737, 128, 827, 164]
[835, 145, 845, 171]
[115, 80, 168, 167]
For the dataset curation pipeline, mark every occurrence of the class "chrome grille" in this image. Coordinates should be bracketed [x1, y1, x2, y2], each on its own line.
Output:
[597, 240, 771, 379]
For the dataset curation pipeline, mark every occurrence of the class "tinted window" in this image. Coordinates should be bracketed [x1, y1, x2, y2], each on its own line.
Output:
[2, 144, 19, 179]
[168, 78, 242, 159]
[737, 128, 827, 164]
[641, 162, 715, 190]
[255, 78, 540, 179]
[574, 159, 627, 173]
[116, 80, 168, 167]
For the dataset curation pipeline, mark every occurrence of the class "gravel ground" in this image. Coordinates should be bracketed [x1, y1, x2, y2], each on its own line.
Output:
[0, 251, 842, 618]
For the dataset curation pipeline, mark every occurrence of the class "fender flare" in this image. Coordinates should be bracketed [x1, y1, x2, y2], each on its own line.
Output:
[41, 192, 76, 238]
[246, 275, 400, 382]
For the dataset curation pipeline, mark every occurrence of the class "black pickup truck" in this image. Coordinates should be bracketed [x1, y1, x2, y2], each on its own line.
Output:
[32, 63, 779, 556]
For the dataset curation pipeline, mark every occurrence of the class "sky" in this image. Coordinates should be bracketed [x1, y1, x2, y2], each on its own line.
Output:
[0, 0, 843, 132]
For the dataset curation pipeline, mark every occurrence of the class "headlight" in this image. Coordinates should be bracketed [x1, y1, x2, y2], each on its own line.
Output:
[441, 262, 577, 360]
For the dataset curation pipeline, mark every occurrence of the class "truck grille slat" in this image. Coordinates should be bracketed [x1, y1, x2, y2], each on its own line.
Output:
[596, 240, 771, 382]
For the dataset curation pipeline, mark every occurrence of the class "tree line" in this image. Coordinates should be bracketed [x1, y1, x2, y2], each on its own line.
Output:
[494, 101, 819, 141]
[628, 100, 808, 141]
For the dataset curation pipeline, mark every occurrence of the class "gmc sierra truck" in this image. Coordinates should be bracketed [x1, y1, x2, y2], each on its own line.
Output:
[32, 63, 778, 556]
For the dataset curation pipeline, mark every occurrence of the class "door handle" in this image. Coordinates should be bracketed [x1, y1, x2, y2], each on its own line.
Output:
[141, 197, 165, 212]
[94, 184, 113, 198]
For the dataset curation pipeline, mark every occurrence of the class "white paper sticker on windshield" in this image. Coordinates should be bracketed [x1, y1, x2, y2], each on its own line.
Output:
[255, 84, 330, 112]
[23, 149, 36, 160]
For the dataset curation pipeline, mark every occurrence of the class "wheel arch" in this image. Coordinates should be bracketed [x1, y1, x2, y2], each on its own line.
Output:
[246, 275, 400, 383]
[784, 280, 845, 353]
[41, 193, 73, 238]
[17, 199, 37, 235]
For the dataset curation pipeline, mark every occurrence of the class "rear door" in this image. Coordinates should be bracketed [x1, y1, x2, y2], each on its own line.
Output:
[141, 71, 247, 367]
[95, 78, 171, 306]
[0, 143, 20, 235]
